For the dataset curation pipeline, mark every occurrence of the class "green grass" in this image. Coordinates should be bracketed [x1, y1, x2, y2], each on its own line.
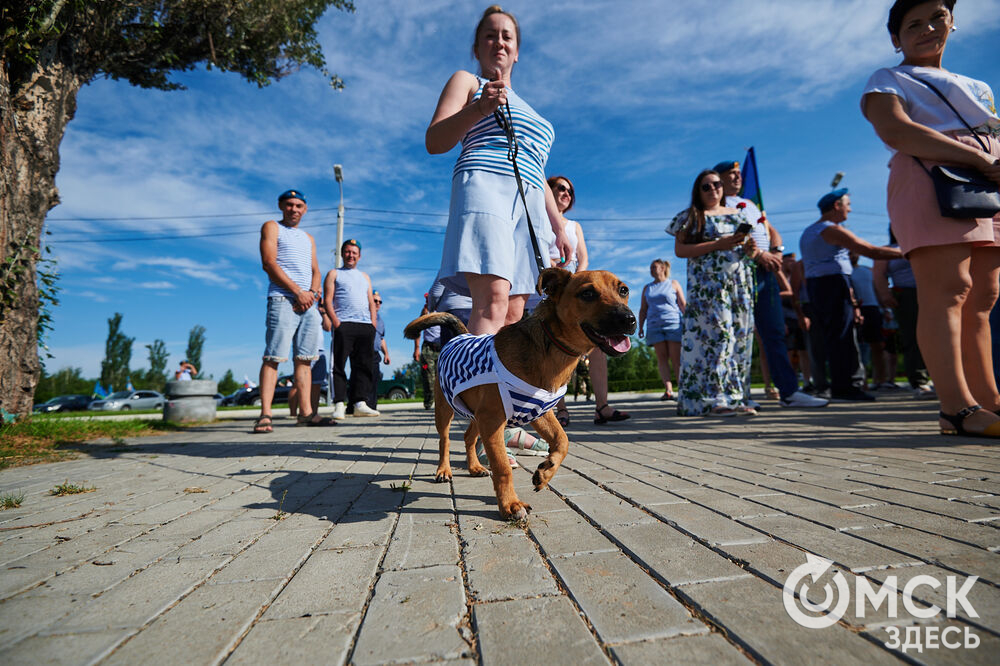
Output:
[50, 481, 96, 496]
[1, 490, 25, 510]
[0, 418, 181, 469]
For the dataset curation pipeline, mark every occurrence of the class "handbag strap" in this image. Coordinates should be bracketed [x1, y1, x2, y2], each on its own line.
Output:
[909, 73, 989, 153]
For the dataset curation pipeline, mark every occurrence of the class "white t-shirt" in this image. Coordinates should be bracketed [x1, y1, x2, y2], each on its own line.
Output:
[862, 66, 999, 154]
[725, 196, 768, 252]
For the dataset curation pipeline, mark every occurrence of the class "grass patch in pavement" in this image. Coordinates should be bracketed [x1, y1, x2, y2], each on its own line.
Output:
[0, 418, 182, 469]
[50, 481, 96, 496]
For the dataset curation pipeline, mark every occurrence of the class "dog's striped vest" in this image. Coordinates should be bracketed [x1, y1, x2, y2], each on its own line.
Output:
[437, 333, 566, 427]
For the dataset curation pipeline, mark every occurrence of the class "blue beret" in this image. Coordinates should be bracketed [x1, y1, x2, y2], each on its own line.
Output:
[817, 188, 849, 212]
[712, 160, 739, 173]
[342, 238, 362, 251]
[278, 189, 306, 203]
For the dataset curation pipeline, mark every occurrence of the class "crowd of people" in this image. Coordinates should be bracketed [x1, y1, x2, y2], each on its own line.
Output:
[251, 1, 1000, 442]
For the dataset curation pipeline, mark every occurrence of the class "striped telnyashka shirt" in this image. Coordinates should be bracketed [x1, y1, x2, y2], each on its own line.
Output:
[453, 76, 554, 191]
[267, 223, 313, 299]
[437, 333, 565, 428]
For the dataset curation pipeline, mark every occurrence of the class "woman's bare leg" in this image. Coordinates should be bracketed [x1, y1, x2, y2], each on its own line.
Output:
[465, 273, 510, 335]
[909, 244, 999, 431]
[964, 247, 1000, 411]
[653, 341, 673, 394]
[668, 340, 682, 392]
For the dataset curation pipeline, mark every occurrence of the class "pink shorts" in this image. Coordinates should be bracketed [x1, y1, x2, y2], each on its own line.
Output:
[887, 132, 1000, 256]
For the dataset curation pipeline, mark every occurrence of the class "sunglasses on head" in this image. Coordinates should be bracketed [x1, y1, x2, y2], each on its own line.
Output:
[553, 183, 573, 195]
[701, 181, 723, 192]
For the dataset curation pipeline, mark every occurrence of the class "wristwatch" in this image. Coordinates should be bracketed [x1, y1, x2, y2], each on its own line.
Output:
[770, 245, 785, 253]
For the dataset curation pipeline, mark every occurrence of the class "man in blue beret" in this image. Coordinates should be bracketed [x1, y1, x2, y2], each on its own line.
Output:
[713, 161, 828, 409]
[324, 239, 380, 418]
[799, 189, 902, 401]
[253, 189, 333, 432]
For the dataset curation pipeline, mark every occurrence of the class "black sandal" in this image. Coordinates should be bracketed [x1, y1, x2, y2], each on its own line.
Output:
[297, 413, 337, 427]
[556, 408, 570, 427]
[252, 415, 273, 434]
[939, 405, 1000, 438]
[594, 404, 630, 425]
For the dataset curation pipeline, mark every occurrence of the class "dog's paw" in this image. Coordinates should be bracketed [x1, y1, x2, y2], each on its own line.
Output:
[434, 466, 453, 483]
[532, 460, 555, 490]
[468, 464, 491, 478]
[502, 501, 532, 520]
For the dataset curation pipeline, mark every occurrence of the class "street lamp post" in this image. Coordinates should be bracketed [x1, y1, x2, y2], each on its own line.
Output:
[334, 164, 344, 268]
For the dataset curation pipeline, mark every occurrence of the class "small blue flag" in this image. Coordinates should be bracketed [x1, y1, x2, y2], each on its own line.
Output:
[740, 147, 765, 215]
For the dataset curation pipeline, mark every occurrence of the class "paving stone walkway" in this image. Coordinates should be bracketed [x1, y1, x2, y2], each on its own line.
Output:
[1, 393, 997, 665]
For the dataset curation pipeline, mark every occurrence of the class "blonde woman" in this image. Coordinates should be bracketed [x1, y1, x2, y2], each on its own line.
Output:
[426, 5, 571, 336]
[639, 259, 685, 401]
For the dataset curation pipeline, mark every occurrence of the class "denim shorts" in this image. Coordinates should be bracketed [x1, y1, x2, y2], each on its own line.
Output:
[310, 350, 329, 385]
[263, 295, 321, 362]
[646, 323, 682, 345]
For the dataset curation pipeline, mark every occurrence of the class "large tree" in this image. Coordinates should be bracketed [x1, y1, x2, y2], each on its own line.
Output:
[0, 0, 354, 420]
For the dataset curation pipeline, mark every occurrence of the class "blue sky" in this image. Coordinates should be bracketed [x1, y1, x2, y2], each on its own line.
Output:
[42, 0, 1000, 387]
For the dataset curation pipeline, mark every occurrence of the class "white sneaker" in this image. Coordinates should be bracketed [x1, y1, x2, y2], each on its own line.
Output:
[331, 402, 347, 419]
[780, 390, 830, 408]
[913, 385, 936, 400]
[353, 401, 380, 417]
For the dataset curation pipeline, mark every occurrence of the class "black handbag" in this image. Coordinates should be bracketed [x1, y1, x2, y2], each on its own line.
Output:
[911, 75, 1000, 219]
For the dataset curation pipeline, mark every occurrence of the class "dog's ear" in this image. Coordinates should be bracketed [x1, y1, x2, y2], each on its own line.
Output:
[537, 267, 572, 298]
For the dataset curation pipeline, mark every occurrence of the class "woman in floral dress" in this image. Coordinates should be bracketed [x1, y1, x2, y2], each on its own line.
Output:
[666, 169, 760, 416]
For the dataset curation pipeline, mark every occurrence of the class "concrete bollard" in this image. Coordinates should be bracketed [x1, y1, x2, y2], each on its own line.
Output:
[164, 379, 218, 423]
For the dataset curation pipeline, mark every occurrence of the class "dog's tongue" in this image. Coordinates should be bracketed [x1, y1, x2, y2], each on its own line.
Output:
[609, 335, 631, 353]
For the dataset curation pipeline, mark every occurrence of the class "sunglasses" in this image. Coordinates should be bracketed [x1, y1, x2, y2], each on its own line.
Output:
[374, 300, 382, 304]
[553, 183, 573, 196]
[701, 181, 723, 192]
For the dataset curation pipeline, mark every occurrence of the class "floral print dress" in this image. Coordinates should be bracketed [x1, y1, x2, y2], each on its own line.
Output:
[666, 211, 754, 415]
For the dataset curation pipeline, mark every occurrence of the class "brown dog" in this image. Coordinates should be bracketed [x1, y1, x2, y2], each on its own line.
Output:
[404, 268, 635, 519]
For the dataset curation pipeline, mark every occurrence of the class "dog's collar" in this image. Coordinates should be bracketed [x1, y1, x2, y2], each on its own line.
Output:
[540, 319, 584, 357]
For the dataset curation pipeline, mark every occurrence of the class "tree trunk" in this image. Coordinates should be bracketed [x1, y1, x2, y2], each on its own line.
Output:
[0, 44, 83, 420]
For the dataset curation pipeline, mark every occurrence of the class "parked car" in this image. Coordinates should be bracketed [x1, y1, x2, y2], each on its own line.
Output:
[378, 375, 415, 401]
[213, 393, 225, 406]
[88, 390, 165, 411]
[33, 394, 93, 413]
[232, 376, 293, 407]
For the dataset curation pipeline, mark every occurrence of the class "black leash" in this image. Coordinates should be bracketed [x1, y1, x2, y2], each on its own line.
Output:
[494, 100, 547, 273]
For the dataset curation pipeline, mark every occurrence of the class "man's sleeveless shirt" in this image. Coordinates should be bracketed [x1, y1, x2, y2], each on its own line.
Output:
[333, 268, 371, 323]
[267, 224, 313, 298]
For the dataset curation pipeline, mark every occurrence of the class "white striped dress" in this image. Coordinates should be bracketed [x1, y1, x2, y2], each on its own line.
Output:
[437, 333, 566, 427]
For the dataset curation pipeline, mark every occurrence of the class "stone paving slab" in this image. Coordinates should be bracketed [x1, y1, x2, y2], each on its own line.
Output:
[1, 394, 998, 663]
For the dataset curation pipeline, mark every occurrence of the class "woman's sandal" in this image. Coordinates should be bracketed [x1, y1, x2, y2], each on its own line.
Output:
[504, 427, 548, 456]
[556, 408, 570, 427]
[939, 405, 1000, 438]
[594, 404, 630, 425]
[252, 416, 273, 434]
[296, 413, 337, 427]
[708, 406, 738, 417]
[765, 387, 780, 400]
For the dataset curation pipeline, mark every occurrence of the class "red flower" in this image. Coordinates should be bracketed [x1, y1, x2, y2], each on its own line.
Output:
[736, 202, 747, 209]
